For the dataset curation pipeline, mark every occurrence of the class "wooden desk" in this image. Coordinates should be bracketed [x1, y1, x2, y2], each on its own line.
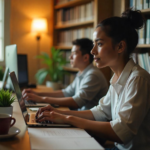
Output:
[0, 101, 30, 150]
[32, 85, 53, 93]
[0, 86, 69, 150]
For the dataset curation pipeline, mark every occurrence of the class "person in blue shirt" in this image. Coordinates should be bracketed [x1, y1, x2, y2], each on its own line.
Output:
[22, 38, 108, 110]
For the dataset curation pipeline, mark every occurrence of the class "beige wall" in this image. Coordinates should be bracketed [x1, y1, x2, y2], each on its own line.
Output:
[10, 0, 53, 84]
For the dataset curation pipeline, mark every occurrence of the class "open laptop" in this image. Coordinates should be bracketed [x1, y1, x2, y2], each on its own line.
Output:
[9, 71, 70, 127]
[9, 71, 50, 107]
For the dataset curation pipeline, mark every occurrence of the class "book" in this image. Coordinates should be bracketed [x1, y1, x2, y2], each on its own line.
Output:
[130, 0, 136, 9]
[136, 0, 143, 10]
[143, 0, 149, 9]
[146, 19, 150, 44]
[138, 25, 145, 44]
[137, 53, 150, 73]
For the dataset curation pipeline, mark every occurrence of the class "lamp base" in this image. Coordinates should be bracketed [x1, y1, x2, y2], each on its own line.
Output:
[36, 36, 40, 41]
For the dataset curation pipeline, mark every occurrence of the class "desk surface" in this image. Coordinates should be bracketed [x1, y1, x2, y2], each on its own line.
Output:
[0, 86, 69, 150]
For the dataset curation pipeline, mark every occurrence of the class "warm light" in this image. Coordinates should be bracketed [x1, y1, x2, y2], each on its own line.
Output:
[31, 18, 47, 33]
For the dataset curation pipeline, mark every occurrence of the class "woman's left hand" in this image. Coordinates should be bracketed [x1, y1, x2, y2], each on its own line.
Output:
[36, 111, 69, 124]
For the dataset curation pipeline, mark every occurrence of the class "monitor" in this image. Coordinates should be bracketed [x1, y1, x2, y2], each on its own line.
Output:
[17, 54, 28, 87]
[4, 44, 18, 91]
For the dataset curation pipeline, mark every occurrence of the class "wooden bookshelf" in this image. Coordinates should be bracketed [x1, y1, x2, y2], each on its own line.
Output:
[63, 66, 79, 72]
[55, 20, 94, 29]
[141, 9, 150, 14]
[137, 44, 150, 48]
[55, 46, 72, 50]
[120, 0, 150, 50]
[52, 0, 113, 85]
[119, 0, 150, 73]
[54, 0, 93, 9]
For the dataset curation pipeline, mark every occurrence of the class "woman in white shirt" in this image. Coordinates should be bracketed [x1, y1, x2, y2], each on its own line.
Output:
[36, 9, 150, 150]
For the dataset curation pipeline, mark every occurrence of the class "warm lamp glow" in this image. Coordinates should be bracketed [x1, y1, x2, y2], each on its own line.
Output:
[31, 18, 47, 33]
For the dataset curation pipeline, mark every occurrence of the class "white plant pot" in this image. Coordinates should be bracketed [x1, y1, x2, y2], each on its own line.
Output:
[46, 81, 62, 90]
[0, 106, 13, 115]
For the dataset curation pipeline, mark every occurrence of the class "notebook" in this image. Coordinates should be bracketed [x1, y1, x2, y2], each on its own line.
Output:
[9, 71, 70, 127]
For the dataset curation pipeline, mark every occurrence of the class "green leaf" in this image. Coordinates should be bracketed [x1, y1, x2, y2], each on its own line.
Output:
[0, 89, 15, 107]
[35, 47, 68, 83]
[35, 69, 48, 84]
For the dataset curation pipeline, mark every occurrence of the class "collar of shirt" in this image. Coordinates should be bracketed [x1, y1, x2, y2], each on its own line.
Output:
[110, 59, 136, 95]
[76, 63, 94, 78]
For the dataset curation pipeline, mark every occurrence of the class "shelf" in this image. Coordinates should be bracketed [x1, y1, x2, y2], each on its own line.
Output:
[137, 44, 150, 48]
[55, 20, 94, 29]
[63, 66, 79, 72]
[55, 46, 72, 50]
[141, 9, 150, 14]
[55, 0, 93, 9]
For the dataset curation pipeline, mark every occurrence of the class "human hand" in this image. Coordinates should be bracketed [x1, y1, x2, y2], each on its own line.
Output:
[36, 111, 68, 124]
[35, 104, 55, 118]
[22, 92, 43, 103]
[22, 88, 38, 96]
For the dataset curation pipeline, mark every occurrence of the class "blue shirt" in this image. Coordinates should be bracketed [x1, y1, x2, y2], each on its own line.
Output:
[62, 64, 108, 110]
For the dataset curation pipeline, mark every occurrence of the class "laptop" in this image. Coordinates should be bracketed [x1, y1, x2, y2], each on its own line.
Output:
[9, 71, 70, 127]
[9, 71, 50, 107]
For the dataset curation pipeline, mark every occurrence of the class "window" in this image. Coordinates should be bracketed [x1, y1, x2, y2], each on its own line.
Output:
[0, 0, 4, 61]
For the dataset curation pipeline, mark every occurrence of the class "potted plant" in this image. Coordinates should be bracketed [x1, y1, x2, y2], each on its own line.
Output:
[35, 47, 69, 90]
[0, 89, 15, 115]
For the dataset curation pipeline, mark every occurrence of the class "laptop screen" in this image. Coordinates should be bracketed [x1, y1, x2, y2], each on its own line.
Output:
[9, 71, 28, 122]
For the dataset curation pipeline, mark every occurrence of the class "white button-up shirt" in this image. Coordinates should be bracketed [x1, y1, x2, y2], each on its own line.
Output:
[91, 59, 150, 150]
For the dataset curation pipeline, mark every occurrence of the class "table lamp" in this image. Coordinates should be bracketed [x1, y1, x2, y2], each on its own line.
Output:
[31, 18, 47, 69]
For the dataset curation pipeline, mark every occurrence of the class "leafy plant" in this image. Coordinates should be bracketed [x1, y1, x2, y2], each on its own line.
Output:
[35, 47, 69, 84]
[0, 89, 15, 107]
[0, 66, 4, 81]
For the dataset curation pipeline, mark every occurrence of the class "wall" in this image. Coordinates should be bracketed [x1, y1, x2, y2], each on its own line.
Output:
[10, 0, 53, 84]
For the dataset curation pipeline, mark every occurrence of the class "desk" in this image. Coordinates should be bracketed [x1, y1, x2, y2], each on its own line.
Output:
[0, 86, 69, 150]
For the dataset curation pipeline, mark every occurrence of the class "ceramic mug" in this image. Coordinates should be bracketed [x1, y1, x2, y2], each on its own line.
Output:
[0, 113, 16, 135]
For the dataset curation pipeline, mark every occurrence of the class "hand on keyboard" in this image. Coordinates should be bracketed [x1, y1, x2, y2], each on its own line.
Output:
[25, 100, 36, 105]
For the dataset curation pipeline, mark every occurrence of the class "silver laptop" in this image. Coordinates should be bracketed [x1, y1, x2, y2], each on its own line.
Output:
[9, 71, 70, 127]
[9, 71, 50, 107]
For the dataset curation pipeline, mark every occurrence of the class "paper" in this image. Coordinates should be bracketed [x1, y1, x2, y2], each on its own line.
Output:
[29, 108, 39, 111]
[28, 128, 104, 150]
[28, 128, 91, 138]
[29, 137, 104, 150]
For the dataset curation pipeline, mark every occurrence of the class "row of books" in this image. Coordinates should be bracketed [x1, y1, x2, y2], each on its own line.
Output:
[55, 0, 74, 5]
[138, 19, 150, 44]
[57, 27, 94, 46]
[56, 1, 94, 25]
[132, 53, 150, 73]
[130, 0, 150, 10]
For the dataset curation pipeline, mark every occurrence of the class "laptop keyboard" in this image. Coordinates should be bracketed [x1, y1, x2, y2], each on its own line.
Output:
[30, 114, 52, 124]
[25, 100, 36, 105]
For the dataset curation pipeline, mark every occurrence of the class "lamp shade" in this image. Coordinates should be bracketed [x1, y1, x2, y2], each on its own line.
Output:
[31, 18, 47, 33]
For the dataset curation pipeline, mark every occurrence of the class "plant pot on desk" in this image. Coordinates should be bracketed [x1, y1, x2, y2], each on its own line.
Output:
[0, 106, 13, 115]
[46, 81, 62, 90]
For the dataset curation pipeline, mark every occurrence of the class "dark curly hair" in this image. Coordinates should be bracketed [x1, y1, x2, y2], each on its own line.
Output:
[96, 9, 144, 57]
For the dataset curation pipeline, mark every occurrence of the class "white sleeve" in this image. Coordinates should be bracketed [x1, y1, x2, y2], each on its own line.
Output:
[110, 76, 150, 144]
[90, 87, 112, 121]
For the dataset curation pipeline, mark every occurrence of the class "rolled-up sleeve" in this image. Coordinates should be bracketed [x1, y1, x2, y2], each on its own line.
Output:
[62, 78, 76, 97]
[72, 74, 104, 107]
[110, 76, 150, 144]
[90, 87, 112, 121]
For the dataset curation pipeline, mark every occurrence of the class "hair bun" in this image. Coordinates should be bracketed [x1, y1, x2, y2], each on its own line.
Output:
[121, 9, 144, 30]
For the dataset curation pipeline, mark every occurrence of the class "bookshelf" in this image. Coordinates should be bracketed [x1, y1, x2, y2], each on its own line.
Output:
[120, 0, 150, 73]
[52, 0, 113, 86]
